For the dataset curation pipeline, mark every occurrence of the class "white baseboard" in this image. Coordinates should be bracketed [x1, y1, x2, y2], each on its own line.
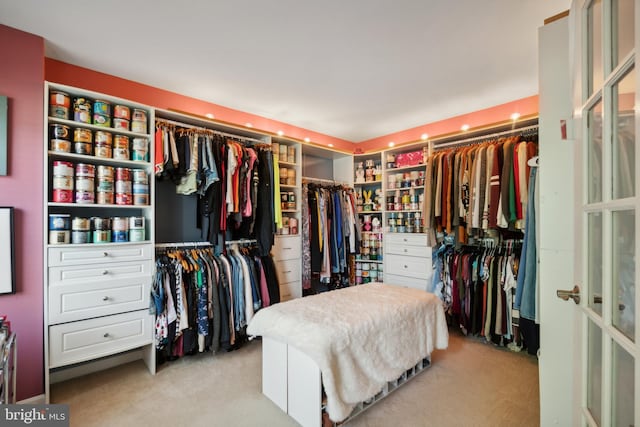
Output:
[18, 394, 46, 404]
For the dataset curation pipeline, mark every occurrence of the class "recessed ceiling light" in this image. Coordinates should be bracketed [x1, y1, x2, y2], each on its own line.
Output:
[461, 124, 470, 131]
[205, 113, 214, 119]
[328, 143, 334, 148]
[277, 130, 284, 136]
[510, 112, 521, 121]
[245, 123, 253, 128]
[388, 142, 395, 147]
[304, 137, 310, 143]
[421, 133, 429, 141]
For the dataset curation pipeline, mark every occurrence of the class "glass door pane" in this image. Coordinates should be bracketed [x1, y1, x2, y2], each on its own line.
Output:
[612, 67, 635, 199]
[589, 0, 604, 95]
[612, 210, 635, 340]
[588, 320, 603, 425]
[613, 0, 635, 68]
[588, 212, 604, 315]
[611, 342, 635, 425]
[588, 99, 604, 203]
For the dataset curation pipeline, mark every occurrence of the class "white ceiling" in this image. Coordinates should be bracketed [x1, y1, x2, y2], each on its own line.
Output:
[0, 0, 569, 142]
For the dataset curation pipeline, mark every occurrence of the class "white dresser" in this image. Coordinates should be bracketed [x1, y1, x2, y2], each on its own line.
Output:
[272, 235, 302, 301]
[47, 244, 154, 369]
[383, 233, 432, 291]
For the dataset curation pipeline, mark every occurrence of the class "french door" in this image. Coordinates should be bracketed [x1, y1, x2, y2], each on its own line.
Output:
[575, 0, 639, 425]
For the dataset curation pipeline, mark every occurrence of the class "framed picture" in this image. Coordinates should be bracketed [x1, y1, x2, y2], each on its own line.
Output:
[0, 207, 15, 294]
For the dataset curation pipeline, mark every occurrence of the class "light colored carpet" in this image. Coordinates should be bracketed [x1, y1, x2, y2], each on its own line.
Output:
[51, 329, 539, 427]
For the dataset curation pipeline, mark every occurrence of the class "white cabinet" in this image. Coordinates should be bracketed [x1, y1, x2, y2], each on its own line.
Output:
[383, 233, 431, 291]
[44, 82, 155, 400]
[273, 237, 302, 301]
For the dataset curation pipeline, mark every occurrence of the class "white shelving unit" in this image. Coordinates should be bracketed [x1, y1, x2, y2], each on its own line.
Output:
[43, 82, 156, 401]
[273, 137, 303, 301]
[353, 153, 384, 284]
[381, 145, 432, 291]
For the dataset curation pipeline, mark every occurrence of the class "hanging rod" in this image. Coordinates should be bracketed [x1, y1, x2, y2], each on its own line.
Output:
[155, 117, 267, 144]
[433, 124, 539, 150]
[155, 241, 213, 249]
[225, 239, 257, 245]
[302, 176, 350, 186]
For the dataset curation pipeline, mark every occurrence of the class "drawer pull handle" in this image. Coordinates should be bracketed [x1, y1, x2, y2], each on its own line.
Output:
[404, 249, 408, 253]
[283, 247, 292, 250]
[404, 265, 408, 268]
[102, 270, 109, 275]
[102, 296, 109, 301]
[283, 270, 292, 274]
[403, 238, 407, 242]
[103, 252, 109, 257]
[103, 333, 110, 338]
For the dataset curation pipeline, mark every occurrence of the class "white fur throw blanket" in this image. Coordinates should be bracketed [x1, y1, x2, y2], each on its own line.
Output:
[247, 283, 449, 422]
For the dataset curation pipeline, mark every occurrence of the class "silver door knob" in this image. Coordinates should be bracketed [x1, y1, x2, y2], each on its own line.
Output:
[557, 285, 580, 304]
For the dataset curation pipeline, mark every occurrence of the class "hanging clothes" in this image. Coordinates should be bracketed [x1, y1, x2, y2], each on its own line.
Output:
[431, 241, 523, 348]
[424, 130, 538, 244]
[155, 120, 277, 254]
[303, 183, 358, 293]
[152, 244, 278, 362]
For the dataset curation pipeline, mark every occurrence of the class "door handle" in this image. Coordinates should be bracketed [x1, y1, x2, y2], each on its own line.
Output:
[592, 295, 625, 311]
[557, 285, 580, 304]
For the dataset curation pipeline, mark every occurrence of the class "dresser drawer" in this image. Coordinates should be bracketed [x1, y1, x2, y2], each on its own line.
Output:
[385, 233, 428, 247]
[384, 274, 429, 291]
[279, 281, 302, 302]
[49, 276, 152, 325]
[385, 254, 431, 279]
[49, 260, 153, 283]
[275, 259, 301, 285]
[49, 310, 153, 368]
[273, 236, 302, 261]
[48, 243, 153, 267]
[385, 243, 431, 258]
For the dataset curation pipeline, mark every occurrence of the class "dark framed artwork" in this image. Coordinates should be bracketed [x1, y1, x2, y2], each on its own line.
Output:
[0, 207, 15, 294]
[0, 95, 6, 176]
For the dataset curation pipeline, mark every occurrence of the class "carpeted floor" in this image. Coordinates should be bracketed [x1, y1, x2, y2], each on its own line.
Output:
[51, 329, 539, 427]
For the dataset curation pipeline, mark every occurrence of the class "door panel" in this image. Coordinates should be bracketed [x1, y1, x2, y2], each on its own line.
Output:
[611, 209, 635, 340]
[612, 340, 635, 425]
[587, 320, 603, 425]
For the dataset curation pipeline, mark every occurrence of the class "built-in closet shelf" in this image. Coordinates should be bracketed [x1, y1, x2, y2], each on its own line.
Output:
[282, 209, 299, 213]
[278, 160, 298, 167]
[355, 259, 384, 264]
[354, 181, 382, 186]
[386, 210, 423, 214]
[386, 186, 424, 191]
[47, 151, 152, 169]
[357, 210, 383, 214]
[361, 231, 383, 234]
[48, 202, 152, 209]
[47, 240, 152, 248]
[385, 164, 426, 173]
[48, 117, 150, 139]
[280, 185, 297, 190]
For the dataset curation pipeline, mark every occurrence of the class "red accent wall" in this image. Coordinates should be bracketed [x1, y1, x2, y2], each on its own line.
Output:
[0, 24, 45, 401]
